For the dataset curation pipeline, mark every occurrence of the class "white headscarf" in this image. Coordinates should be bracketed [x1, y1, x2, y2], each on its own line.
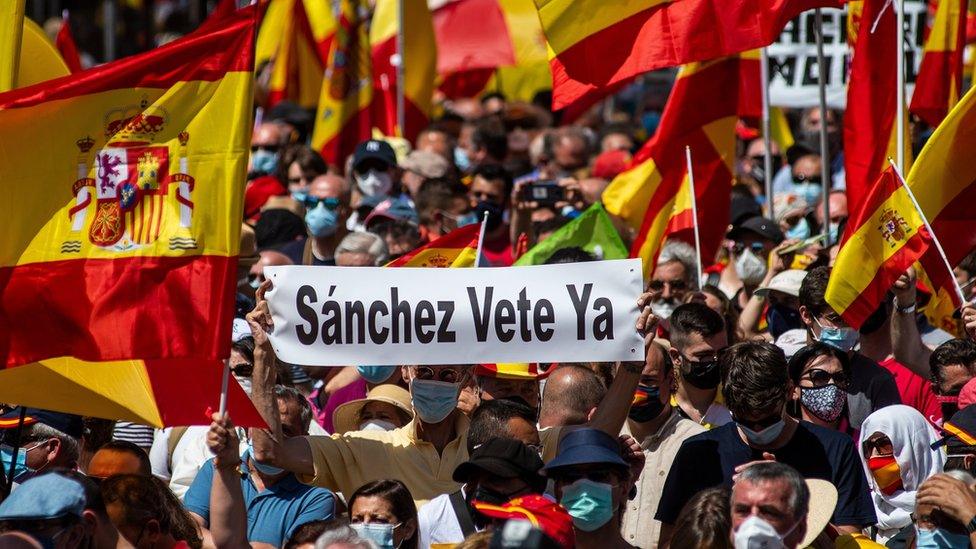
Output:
[857, 405, 945, 532]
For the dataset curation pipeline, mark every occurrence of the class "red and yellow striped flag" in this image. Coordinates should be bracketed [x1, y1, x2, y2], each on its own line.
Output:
[0, 8, 256, 367]
[55, 15, 83, 73]
[603, 54, 761, 278]
[387, 223, 480, 267]
[256, 0, 337, 109]
[910, 0, 967, 127]
[312, 0, 374, 165]
[370, 0, 437, 140]
[534, 0, 842, 112]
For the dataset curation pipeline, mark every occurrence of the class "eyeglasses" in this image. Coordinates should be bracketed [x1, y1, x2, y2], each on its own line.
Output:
[792, 173, 823, 185]
[647, 279, 688, 292]
[230, 361, 254, 377]
[354, 160, 390, 175]
[414, 367, 465, 384]
[251, 144, 279, 153]
[731, 242, 766, 256]
[303, 196, 341, 210]
[801, 368, 849, 388]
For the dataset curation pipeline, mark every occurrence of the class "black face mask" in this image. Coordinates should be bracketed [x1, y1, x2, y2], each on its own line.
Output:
[629, 384, 666, 423]
[682, 359, 722, 390]
[473, 200, 504, 232]
[766, 304, 803, 339]
[467, 485, 512, 529]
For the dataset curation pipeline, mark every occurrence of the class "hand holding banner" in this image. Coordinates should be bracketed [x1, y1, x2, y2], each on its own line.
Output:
[265, 259, 645, 366]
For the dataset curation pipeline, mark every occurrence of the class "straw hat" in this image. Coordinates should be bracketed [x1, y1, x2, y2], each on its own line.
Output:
[332, 384, 413, 435]
[800, 478, 838, 547]
[239, 223, 260, 267]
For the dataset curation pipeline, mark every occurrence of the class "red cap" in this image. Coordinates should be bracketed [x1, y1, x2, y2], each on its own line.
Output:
[244, 175, 287, 220]
[960, 378, 976, 409]
[591, 150, 631, 180]
[473, 495, 574, 549]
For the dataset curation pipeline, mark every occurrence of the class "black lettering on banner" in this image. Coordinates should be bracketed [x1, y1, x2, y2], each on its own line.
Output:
[391, 288, 411, 344]
[517, 288, 532, 342]
[534, 299, 555, 342]
[437, 301, 456, 342]
[296, 285, 318, 345]
[415, 300, 436, 344]
[468, 286, 492, 342]
[368, 300, 390, 344]
[320, 285, 341, 345]
[567, 283, 592, 340]
[494, 299, 516, 343]
[592, 297, 614, 341]
[344, 300, 366, 344]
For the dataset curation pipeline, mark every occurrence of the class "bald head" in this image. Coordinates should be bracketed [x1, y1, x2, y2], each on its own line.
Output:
[538, 364, 607, 429]
[250, 250, 293, 280]
[251, 122, 289, 149]
[310, 174, 351, 206]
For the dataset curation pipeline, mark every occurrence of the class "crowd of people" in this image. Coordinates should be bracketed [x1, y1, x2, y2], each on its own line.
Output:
[8, 19, 976, 547]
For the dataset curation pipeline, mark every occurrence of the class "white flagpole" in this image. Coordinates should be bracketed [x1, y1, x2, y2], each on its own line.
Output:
[814, 8, 832, 242]
[218, 359, 231, 416]
[761, 48, 775, 219]
[474, 211, 489, 267]
[887, 158, 966, 305]
[896, 0, 906, 174]
[685, 146, 704, 288]
[395, 0, 406, 136]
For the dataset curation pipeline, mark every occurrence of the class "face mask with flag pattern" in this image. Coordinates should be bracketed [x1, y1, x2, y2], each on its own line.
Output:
[868, 455, 903, 496]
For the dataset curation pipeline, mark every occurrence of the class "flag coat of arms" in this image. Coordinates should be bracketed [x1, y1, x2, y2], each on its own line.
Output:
[0, 8, 256, 368]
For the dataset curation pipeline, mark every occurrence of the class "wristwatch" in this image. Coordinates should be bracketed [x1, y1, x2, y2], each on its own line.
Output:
[966, 515, 976, 534]
[893, 297, 916, 314]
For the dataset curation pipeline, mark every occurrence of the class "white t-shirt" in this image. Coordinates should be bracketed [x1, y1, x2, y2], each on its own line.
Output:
[417, 488, 467, 548]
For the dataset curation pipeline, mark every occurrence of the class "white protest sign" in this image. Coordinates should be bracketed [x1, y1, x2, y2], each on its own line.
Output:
[265, 259, 645, 366]
[767, 2, 925, 109]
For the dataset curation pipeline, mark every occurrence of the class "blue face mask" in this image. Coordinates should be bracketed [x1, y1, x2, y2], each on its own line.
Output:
[250, 150, 278, 176]
[305, 202, 340, 237]
[357, 365, 397, 384]
[828, 222, 840, 245]
[351, 523, 397, 549]
[791, 183, 822, 206]
[291, 190, 309, 204]
[410, 378, 460, 424]
[785, 217, 811, 240]
[560, 478, 615, 532]
[815, 318, 859, 352]
[0, 444, 33, 481]
[454, 147, 471, 172]
[916, 527, 971, 548]
[766, 304, 803, 339]
[738, 419, 786, 446]
[243, 444, 285, 476]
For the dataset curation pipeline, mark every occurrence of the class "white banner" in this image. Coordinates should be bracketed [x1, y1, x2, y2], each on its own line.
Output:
[264, 259, 645, 366]
[768, 2, 926, 109]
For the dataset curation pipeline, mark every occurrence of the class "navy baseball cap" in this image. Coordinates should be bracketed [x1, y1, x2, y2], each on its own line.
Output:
[728, 216, 785, 244]
[0, 473, 86, 520]
[0, 407, 84, 440]
[353, 139, 397, 170]
[542, 428, 628, 474]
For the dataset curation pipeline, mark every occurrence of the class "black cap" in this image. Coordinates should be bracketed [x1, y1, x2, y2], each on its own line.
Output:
[786, 139, 819, 166]
[454, 438, 546, 491]
[353, 139, 397, 170]
[727, 216, 785, 244]
[729, 195, 762, 227]
[0, 407, 83, 440]
[935, 404, 976, 451]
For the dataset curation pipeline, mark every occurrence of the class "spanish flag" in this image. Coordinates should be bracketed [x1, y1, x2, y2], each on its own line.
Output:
[827, 78, 976, 327]
[370, 0, 437, 140]
[312, 0, 374, 165]
[603, 54, 761, 278]
[910, 0, 967, 127]
[534, 0, 842, 112]
[0, 8, 256, 367]
[387, 223, 480, 268]
[256, 0, 337, 109]
[55, 15, 83, 74]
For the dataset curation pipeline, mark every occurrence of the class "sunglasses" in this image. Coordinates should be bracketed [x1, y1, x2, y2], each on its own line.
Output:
[731, 242, 766, 256]
[647, 278, 688, 292]
[792, 173, 823, 185]
[251, 144, 280, 153]
[801, 368, 849, 388]
[864, 436, 894, 457]
[303, 196, 341, 210]
[414, 367, 465, 384]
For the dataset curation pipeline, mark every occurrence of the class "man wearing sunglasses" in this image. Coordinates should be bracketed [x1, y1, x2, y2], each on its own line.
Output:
[249, 122, 290, 179]
[655, 341, 876, 546]
[646, 241, 698, 321]
[300, 174, 351, 266]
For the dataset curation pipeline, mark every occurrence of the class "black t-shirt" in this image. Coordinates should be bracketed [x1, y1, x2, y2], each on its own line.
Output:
[654, 421, 876, 527]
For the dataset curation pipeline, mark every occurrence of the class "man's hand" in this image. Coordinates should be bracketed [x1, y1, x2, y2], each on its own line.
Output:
[636, 290, 662, 345]
[618, 434, 645, 488]
[962, 304, 976, 342]
[732, 452, 776, 483]
[917, 474, 976, 525]
[892, 266, 918, 310]
[246, 280, 274, 352]
[766, 239, 799, 282]
[207, 413, 241, 470]
[457, 382, 480, 416]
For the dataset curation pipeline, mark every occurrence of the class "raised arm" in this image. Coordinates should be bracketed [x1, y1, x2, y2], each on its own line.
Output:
[246, 281, 315, 476]
[890, 267, 932, 377]
[205, 413, 250, 549]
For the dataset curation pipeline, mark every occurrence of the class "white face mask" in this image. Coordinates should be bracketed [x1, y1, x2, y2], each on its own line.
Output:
[734, 515, 797, 549]
[735, 248, 768, 286]
[356, 169, 394, 197]
[359, 419, 397, 432]
[649, 299, 677, 320]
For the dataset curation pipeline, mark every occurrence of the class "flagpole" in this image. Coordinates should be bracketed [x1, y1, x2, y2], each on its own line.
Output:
[887, 158, 966, 305]
[395, 0, 406, 137]
[685, 146, 704, 288]
[896, 0, 906, 173]
[814, 8, 831, 242]
[218, 359, 231, 416]
[474, 211, 489, 267]
[760, 48, 775, 219]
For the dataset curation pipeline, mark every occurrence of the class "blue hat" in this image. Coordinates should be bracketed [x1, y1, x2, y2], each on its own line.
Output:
[542, 428, 628, 475]
[0, 473, 86, 520]
[0, 407, 83, 439]
[365, 196, 419, 228]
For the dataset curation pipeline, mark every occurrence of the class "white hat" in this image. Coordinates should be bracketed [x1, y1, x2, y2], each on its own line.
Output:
[754, 270, 808, 298]
[775, 329, 808, 359]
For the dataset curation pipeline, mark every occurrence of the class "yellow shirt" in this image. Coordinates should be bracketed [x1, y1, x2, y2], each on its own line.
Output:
[300, 414, 469, 508]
